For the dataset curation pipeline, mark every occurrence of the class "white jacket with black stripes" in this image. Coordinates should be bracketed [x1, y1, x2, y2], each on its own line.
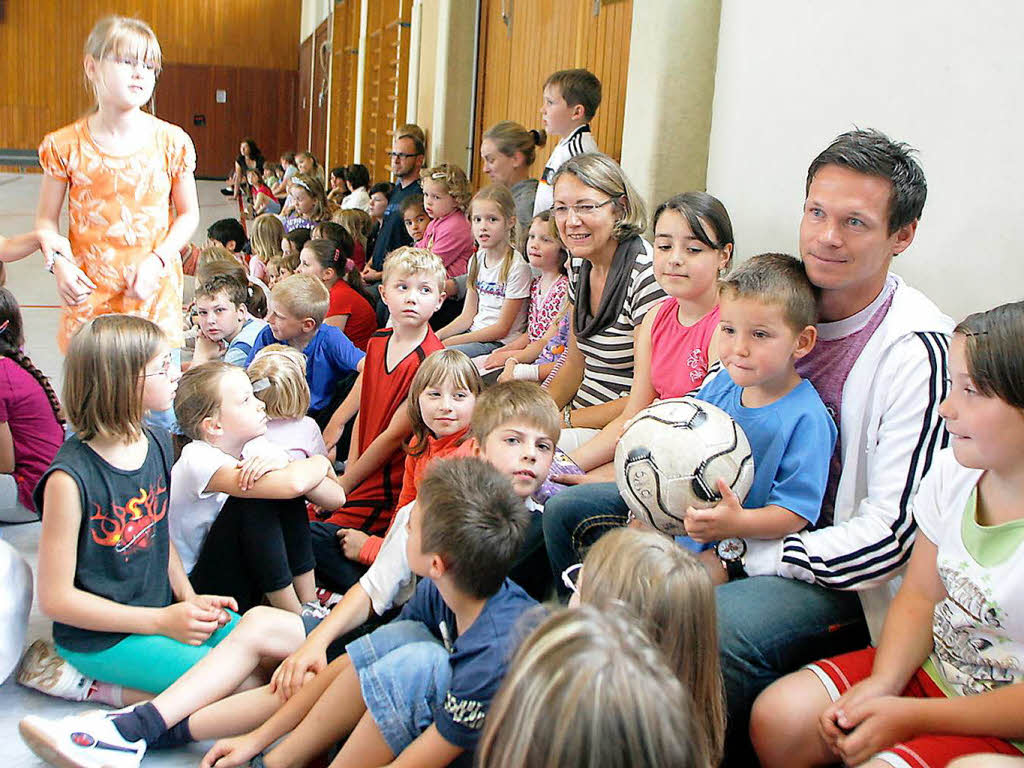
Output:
[741, 275, 953, 643]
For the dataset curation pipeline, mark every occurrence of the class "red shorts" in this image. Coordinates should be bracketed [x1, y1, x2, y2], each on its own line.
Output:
[807, 647, 1022, 768]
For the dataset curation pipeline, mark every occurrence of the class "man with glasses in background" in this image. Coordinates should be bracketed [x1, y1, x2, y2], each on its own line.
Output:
[363, 128, 426, 284]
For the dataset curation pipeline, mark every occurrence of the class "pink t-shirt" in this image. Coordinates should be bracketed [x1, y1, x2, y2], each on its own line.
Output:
[416, 210, 474, 278]
[528, 274, 569, 342]
[0, 358, 64, 512]
[649, 299, 720, 399]
[796, 277, 896, 523]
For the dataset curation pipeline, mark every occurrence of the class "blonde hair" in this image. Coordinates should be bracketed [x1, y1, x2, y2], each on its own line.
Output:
[405, 350, 483, 457]
[64, 315, 165, 442]
[381, 246, 447, 293]
[469, 184, 522, 284]
[271, 274, 330, 325]
[579, 528, 724, 766]
[248, 345, 310, 419]
[333, 208, 373, 249]
[249, 214, 285, 265]
[83, 16, 162, 101]
[196, 246, 238, 276]
[420, 164, 472, 211]
[174, 362, 237, 441]
[477, 604, 701, 768]
[552, 153, 647, 242]
[289, 173, 330, 222]
[483, 121, 547, 167]
[471, 381, 560, 446]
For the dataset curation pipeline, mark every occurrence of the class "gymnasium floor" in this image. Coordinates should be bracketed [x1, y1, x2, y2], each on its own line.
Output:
[0, 172, 239, 766]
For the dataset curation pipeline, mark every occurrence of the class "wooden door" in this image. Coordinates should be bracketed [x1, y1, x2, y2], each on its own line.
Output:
[297, 34, 314, 153]
[328, 0, 362, 169]
[472, 0, 633, 188]
[310, 18, 331, 165]
[362, 0, 413, 182]
[157, 64, 298, 179]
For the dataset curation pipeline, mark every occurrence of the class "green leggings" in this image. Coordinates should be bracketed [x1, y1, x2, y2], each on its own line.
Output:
[56, 611, 240, 694]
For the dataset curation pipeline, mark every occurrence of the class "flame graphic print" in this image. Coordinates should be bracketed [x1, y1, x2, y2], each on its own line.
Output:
[89, 477, 167, 557]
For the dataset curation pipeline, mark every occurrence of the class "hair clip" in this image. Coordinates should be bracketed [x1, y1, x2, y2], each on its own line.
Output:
[345, 258, 355, 273]
[0, 320, 8, 335]
[431, 172, 448, 180]
[291, 179, 311, 192]
[961, 330, 989, 338]
[250, 377, 271, 392]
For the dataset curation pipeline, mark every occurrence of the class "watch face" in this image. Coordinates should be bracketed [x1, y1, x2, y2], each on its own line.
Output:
[717, 538, 746, 562]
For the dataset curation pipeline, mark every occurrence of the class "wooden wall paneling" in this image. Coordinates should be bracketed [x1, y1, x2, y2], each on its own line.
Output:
[297, 34, 314, 155]
[328, 0, 361, 169]
[361, 0, 412, 183]
[311, 18, 331, 166]
[0, 0, 301, 152]
[471, 0, 633, 190]
[156, 64, 297, 179]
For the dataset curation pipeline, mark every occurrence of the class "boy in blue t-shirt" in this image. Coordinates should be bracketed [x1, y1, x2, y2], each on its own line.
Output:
[246, 274, 365, 426]
[324, 456, 536, 767]
[679, 253, 837, 555]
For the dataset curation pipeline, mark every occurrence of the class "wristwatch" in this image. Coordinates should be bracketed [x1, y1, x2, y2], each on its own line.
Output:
[716, 537, 748, 581]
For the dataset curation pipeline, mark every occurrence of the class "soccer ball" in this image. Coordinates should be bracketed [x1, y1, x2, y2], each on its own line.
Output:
[614, 397, 755, 536]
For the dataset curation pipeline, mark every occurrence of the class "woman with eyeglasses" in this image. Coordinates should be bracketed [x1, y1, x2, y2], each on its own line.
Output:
[542, 153, 666, 448]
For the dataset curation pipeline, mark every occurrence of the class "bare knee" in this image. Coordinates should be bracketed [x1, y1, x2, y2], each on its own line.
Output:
[233, 605, 306, 656]
[751, 669, 834, 768]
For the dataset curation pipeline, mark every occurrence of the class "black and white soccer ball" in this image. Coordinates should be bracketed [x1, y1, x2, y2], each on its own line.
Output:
[614, 397, 755, 536]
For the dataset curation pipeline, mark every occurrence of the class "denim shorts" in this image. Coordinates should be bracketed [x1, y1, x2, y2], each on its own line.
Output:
[346, 620, 451, 755]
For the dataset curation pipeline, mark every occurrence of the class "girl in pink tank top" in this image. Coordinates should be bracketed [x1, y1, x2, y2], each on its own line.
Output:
[568, 192, 735, 476]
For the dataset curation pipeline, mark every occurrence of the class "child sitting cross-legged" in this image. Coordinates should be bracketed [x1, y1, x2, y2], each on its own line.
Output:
[247, 274, 365, 429]
[194, 381, 559, 768]
[751, 301, 1024, 768]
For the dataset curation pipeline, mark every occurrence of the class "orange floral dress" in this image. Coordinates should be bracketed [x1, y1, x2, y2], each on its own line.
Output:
[38, 116, 195, 351]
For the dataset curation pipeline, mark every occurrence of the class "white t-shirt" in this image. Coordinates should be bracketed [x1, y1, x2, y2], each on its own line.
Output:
[169, 437, 286, 573]
[358, 497, 542, 616]
[341, 187, 371, 214]
[469, 249, 532, 345]
[533, 124, 599, 215]
[264, 417, 327, 460]
[914, 449, 1024, 697]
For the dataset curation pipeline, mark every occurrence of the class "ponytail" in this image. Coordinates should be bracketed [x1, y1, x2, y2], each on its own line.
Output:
[0, 288, 63, 426]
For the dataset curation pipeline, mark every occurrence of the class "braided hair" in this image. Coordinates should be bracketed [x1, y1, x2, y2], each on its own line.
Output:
[0, 288, 64, 425]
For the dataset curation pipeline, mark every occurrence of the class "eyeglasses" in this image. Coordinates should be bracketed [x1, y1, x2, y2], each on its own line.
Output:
[561, 563, 583, 594]
[551, 199, 615, 220]
[387, 151, 421, 160]
[143, 356, 174, 378]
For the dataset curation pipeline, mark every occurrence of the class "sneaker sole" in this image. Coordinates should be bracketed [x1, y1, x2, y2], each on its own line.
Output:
[19, 718, 92, 768]
[17, 640, 64, 692]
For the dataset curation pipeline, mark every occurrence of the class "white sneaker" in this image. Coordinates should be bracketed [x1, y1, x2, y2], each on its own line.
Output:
[19, 714, 146, 768]
[17, 640, 94, 702]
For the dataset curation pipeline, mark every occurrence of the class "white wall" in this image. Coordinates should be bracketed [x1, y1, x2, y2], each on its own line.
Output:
[300, 0, 332, 41]
[706, 0, 1024, 320]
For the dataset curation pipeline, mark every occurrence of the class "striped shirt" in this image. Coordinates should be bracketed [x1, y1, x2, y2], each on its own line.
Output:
[533, 124, 599, 215]
[567, 240, 666, 408]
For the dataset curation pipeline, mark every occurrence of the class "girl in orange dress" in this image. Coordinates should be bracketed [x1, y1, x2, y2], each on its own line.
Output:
[35, 16, 199, 356]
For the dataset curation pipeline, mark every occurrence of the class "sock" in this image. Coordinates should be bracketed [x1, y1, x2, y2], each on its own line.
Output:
[85, 681, 124, 708]
[148, 716, 194, 750]
[111, 702, 167, 745]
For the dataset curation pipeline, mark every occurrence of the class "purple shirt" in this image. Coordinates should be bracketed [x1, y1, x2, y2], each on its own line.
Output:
[0, 358, 64, 511]
[795, 278, 896, 524]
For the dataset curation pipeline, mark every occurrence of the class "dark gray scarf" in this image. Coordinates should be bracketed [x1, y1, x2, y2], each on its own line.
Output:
[573, 235, 646, 340]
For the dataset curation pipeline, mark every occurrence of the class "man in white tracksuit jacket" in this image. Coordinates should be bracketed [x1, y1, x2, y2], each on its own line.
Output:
[713, 129, 953, 765]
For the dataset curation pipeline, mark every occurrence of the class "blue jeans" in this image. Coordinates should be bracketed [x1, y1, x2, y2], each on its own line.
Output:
[542, 482, 628, 600]
[716, 576, 869, 766]
[347, 620, 451, 756]
[445, 340, 501, 358]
